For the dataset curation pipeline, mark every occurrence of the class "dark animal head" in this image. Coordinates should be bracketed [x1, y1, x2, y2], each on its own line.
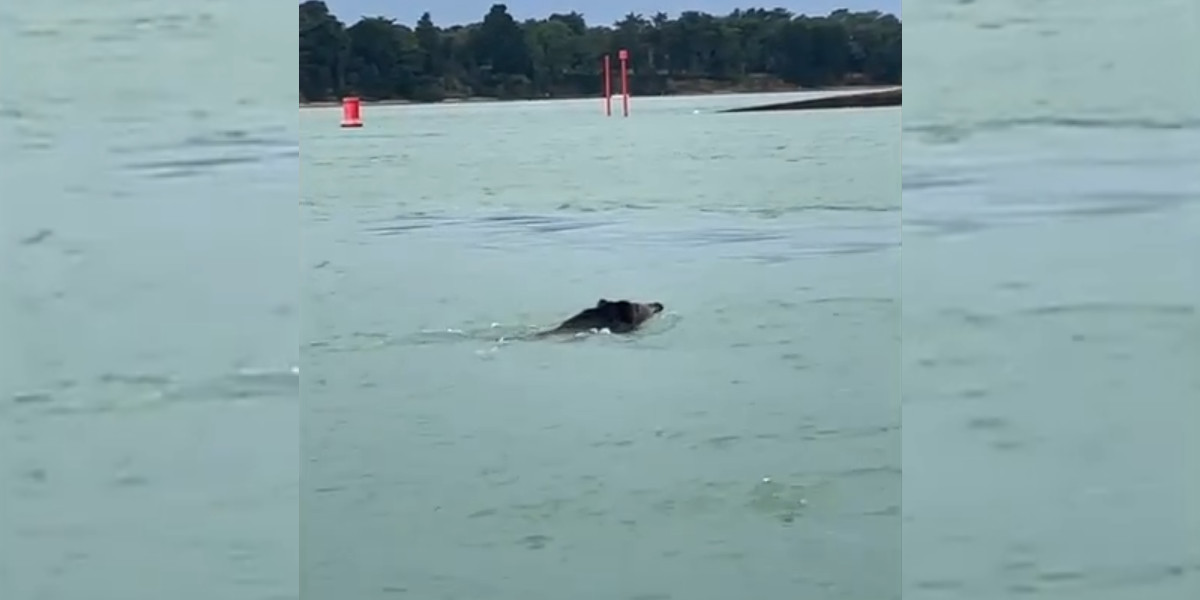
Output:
[549, 298, 665, 335]
[594, 298, 664, 331]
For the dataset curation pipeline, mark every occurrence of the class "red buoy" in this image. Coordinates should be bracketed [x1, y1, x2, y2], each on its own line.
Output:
[340, 96, 363, 128]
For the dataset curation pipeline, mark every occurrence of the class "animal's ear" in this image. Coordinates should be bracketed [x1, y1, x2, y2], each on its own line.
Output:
[596, 299, 610, 307]
[615, 300, 635, 322]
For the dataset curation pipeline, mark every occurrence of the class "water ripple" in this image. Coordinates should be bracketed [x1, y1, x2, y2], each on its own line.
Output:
[359, 211, 898, 262]
[6, 366, 298, 416]
[906, 116, 1200, 142]
[118, 126, 297, 179]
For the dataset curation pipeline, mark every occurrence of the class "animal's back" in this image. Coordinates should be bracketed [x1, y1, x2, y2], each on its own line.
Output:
[536, 298, 664, 337]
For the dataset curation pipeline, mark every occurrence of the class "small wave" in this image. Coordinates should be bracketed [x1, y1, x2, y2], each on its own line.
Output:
[7, 366, 298, 415]
[1016, 302, 1195, 318]
[905, 116, 1200, 143]
[358, 209, 897, 263]
[901, 172, 980, 191]
[118, 126, 297, 179]
[404, 324, 530, 345]
[330, 312, 684, 351]
[467, 213, 617, 234]
[180, 129, 292, 149]
[676, 227, 789, 246]
[125, 154, 267, 177]
[18, 228, 54, 246]
[905, 187, 1197, 238]
[808, 296, 896, 306]
[364, 222, 444, 235]
[978, 116, 1200, 132]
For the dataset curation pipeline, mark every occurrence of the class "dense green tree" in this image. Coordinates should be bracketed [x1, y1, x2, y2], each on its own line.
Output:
[299, 0, 348, 100]
[414, 12, 442, 77]
[342, 17, 421, 98]
[297, 2, 901, 102]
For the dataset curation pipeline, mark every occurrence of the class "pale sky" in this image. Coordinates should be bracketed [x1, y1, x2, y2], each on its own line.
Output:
[321, 1, 902, 27]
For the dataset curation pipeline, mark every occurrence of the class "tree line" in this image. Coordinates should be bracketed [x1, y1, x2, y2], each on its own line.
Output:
[299, 2, 901, 103]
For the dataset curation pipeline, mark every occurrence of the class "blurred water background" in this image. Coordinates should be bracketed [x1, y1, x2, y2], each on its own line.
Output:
[0, 2, 298, 599]
[903, 1, 1200, 598]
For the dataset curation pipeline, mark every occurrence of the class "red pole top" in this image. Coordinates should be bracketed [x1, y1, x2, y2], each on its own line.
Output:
[618, 49, 629, 61]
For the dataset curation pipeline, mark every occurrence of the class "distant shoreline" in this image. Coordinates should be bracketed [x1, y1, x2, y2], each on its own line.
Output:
[298, 84, 899, 110]
[718, 87, 901, 113]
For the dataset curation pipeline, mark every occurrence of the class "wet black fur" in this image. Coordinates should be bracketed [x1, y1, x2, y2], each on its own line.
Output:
[539, 299, 665, 336]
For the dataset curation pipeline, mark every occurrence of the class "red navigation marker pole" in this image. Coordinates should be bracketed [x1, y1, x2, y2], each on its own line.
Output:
[618, 49, 630, 117]
[602, 54, 612, 116]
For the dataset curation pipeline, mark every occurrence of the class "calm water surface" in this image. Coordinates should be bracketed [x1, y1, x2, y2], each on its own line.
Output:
[904, 1, 1200, 598]
[301, 93, 900, 599]
[0, 2, 297, 599]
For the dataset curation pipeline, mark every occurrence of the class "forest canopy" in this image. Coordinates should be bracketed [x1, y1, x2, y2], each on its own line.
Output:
[299, 2, 901, 102]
